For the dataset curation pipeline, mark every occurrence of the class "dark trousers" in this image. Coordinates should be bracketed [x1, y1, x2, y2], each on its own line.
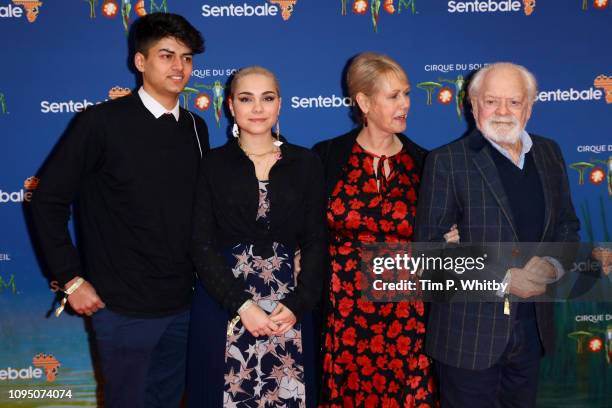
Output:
[436, 317, 543, 408]
[91, 307, 190, 408]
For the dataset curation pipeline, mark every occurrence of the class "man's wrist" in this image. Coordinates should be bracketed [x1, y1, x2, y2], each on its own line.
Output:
[64, 278, 84, 295]
[64, 276, 83, 291]
[543, 256, 564, 282]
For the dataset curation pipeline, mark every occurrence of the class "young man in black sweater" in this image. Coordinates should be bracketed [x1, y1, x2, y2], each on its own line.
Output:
[30, 13, 208, 408]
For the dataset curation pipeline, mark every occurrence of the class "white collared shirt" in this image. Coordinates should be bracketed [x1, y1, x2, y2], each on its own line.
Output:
[486, 129, 533, 170]
[138, 87, 180, 121]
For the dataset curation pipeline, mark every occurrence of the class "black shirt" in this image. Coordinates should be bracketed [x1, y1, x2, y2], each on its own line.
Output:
[30, 94, 209, 317]
[191, 138, 328, 316]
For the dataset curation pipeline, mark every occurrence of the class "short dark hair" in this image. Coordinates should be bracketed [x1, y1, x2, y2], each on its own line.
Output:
[132, 12, 204, 56]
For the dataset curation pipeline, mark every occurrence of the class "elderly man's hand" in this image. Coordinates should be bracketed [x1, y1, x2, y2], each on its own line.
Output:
[444, 224, 460, 244]
[507, 267, 546, 298]
[523, 256, 557, 284]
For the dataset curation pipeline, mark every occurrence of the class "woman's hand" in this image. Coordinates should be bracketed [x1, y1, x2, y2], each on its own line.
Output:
[239, 304, 279, 337]
[269, 302, 297, 336]
[444, 224, 460, 244]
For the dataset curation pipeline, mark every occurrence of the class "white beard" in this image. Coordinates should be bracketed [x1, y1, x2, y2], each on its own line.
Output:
[480, 115, 522, 145]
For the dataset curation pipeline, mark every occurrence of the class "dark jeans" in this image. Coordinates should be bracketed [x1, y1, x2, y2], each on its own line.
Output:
[436, 317, 544, 408]
[91, 307, 190, 408]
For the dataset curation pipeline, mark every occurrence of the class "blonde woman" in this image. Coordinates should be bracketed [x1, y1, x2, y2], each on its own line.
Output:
[314, 53, 439, 407]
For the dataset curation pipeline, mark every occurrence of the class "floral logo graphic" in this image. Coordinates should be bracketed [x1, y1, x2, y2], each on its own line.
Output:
[416, 75, 466, 120]
[590, 168, 606, 185]
[194, 93, 211, 111]
[269, 0, 297, 20]
[594, 75, 612, 104]
[108, 86, 132, 100]
[341, 0, 417, 32]
[181, 81, 225, 127]
[32, 354, 61, 382]
[568, 327, 612, 366]
[581, 0, 609, 10]
[86, 0, 167, 34]
[101, 0, 119, 17]
[570, 157, 612, 199]
[0, 92, 7, 114]
[11, 0, 42, 23]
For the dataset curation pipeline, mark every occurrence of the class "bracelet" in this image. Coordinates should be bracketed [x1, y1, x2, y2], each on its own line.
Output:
[55, 278, 84, 318]
[64, 277, 84, 295]
[227, 315, 240, 337]
[227, 299, 255, 337]
[238, 299, 255, 314]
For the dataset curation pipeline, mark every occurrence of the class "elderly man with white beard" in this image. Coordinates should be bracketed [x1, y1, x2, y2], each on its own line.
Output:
[415, 62, 580, 407]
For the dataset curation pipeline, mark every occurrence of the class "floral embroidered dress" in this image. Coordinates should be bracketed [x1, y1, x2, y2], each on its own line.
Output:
[319, 143, 437, 408]
[223, 180, 306, 407]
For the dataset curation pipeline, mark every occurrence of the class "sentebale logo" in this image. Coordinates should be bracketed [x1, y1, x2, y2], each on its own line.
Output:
[201, 2, 286, 18]
[0, 354, 60, 382]
[536, 87, 604, 103]
[448, 0, 535, 15]
[290, 94, 354, 109]
[0, 0, 43, 22]
[40, 85, 132, 114]
[0, 176, 39, 204]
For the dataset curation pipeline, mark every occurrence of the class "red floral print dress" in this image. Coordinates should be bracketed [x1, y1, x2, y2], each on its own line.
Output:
[319, 143, 437, 408]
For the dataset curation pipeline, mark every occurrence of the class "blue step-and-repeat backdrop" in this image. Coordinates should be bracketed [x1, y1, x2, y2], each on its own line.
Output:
[0, 1, 611, 406]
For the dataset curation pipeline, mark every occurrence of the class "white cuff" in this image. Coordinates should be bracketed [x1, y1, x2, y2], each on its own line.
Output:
[543, 256, 565, 282]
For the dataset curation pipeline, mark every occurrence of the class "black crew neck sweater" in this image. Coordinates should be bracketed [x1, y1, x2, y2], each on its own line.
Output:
[489, 145, 544, 320]
[30, 94, 209, 317]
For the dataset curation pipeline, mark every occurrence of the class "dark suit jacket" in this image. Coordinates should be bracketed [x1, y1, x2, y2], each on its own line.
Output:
[415, 129, 580, 369]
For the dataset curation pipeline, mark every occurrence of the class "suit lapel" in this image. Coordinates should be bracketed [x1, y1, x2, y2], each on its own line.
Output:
[468, 130, 520, 241]
[529, 139, 552, 240]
